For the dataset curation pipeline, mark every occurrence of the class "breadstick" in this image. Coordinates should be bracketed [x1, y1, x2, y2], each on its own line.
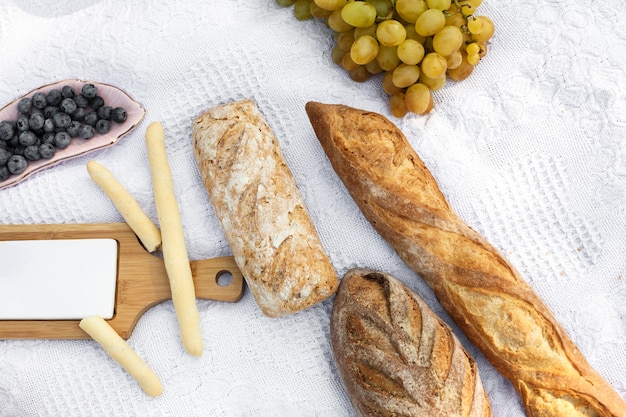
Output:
[86, 160, 161, 252]
[306, 102, 626, 417]
[79, 315, 163, 397]
[145, 121, 203, 356]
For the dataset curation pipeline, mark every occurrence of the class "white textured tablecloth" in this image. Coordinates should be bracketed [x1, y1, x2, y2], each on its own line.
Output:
[0, 0, 625, 416]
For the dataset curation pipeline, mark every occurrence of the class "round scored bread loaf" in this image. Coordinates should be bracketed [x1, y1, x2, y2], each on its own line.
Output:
[331, 268, 491, 417]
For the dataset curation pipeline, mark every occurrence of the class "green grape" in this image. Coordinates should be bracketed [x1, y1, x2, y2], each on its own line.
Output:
[382, 71, 403, 95]
[419, 71, 446, 90]
[341, 52, 360, 70]
[349, 65, 371, 82]
[331, 44, 346, 65]
[354, 23, 378, 39]
[327, 8, 354, 31]
[294, 0, 314, 20]
[314, 0, 347, 10]
[276, 0, 296, 7]
[468, 0, 482, 6]
[432, 25, 463, 56]
[341, 1, 377, 28]
[445, 49, 462, 69]
[466, 42, 480, 55]
[421, 52, 447, 78]
[473, 16, 495, 42]
[376, 45, 401, 71]
[350, 35, 380, 65]
[467, 17, 483, 34]
[404, 23, 427, 43]
[405, 83, 432, 114]
[467, 53, 480, 65]
[395, 0, 428, 23]
[458, 0, 476, 16]
[389, 92, 409, 117]
[445, 9, 466, 28]
[311, 1, 333, 17]
[365, 58, 383, 74]
[376, 20, 406, 47]
[391, 63, 420, 88]
[337, 30, 355, 51]
[397, 39, 425, 65]
[368, 0, 394, 18]
[447, 52, 474, 80]
[426, 0, 451, 11]
[415, 8, 445, 36]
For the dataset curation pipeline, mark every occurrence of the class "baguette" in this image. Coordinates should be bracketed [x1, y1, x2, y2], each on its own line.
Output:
[331, 267, 491, 417]
[192, 99, 338, 317]
[306, 102, 626, 417]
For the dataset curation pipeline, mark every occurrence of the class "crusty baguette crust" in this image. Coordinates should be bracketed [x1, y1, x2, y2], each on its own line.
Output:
[331, 268, 492, 417]
[192, 99, 338, 317]
[306, 102, 626, 417]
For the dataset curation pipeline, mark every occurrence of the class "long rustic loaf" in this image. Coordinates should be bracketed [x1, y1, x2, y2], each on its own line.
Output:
[306, 102, 626, 417]
[331, 267, 492, 417]
[192, 99, 338, 317]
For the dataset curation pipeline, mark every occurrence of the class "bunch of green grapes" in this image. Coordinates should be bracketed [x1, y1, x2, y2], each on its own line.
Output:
[276, 0, 494, 117]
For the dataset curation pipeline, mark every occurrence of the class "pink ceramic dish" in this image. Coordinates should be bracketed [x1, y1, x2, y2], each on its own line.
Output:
[0, 79, 146, 190]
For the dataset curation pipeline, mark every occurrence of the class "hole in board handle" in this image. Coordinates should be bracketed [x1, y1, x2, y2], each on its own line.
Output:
[216, 270, 233, 287]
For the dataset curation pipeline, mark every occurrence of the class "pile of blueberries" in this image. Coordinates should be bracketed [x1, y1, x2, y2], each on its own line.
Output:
[0, 83, 127, 182]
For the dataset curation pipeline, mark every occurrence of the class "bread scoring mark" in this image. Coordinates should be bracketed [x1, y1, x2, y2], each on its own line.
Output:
[334, 269, 487, 417]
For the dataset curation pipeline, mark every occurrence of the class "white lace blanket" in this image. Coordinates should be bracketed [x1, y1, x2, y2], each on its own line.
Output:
[0, 1, 624, 416]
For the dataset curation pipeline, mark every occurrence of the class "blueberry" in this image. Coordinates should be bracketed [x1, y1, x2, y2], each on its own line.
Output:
[95, 119, 111, 134]
[32, 92, 47, 109]
[0, 121, 15, 140]
[0, 166, 9, 182]
[29, 112, 45, 130]
[61, 85, 75, 98]
[52, 112, 71, 129]
[90, 96, 105, 110]
[66, 120, 81, 137]
[0, 140, 7, 150]
[54, 131, 71, 148]
[43, 106, 59, 118]
[111, 107, 127, 123]
[18, 131, 38, 147]
[59, 97, 77, 114]
[7, 135, 19, 148]
[74, 94, 90, 108]
[72, 107, 86, 121]
[81, 83, 98, 99]
[24, 145, 41, 161]
[97, 105, 112, 120]
[16, 115, 30, 131]
[0, 148, 11, 165]
[17, 97, 32, 114]
[41, 132, 56, 145]
[83, 111, 98, 126]
[43, 118, 56, 132]
[46, 89, 63, 106]
[78, 124, 95, 140]
[39, 143, 56, 159]
[7, 155, 27, 174]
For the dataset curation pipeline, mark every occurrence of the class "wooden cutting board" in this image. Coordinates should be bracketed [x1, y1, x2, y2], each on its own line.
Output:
[0, 222, 245, 340]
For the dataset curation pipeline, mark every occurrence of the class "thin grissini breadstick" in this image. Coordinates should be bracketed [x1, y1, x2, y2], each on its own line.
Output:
[145, 121, 203, 357]
[86, 160, 162, 252]
[79, 315, 163, 397]
[305, 102, 626, 417]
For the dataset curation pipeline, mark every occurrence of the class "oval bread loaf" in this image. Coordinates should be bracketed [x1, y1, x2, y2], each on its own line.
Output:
[192, 99, 338, 317]
[306, 101, 626, 417]
[331, 268, 491, 417]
